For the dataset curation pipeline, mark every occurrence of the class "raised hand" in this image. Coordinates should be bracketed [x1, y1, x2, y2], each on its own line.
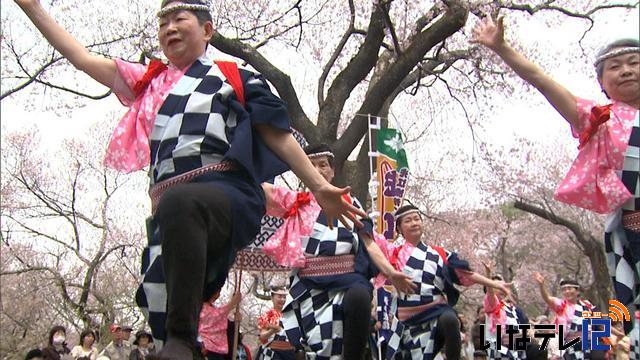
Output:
[470, 16, 506, 51]
[481, 260, 494, 277]
[312, 184, 366, 230]
[533, 272, 545, 285]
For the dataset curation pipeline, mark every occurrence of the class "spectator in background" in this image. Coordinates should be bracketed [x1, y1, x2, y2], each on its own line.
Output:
[71, 329, 98, 360]
[129, 330, 155, 360]
[120, 326, 133, 346]
[198, 290, 242, 359]
[25, 349, 44, 360]
[42, 325, 71, 360]
[470, 305, 485, 355]
[458, 313, 474, 360]
[99, 324, 132, 360]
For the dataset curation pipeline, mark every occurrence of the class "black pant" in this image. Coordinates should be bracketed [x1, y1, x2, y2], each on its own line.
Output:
[433, 310, 462, 360]
[155, 182, 232, 345]
[342, 286, 373, 360]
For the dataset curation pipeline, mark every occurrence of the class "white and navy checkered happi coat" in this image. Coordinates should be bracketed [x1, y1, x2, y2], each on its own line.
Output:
[385, 242, 459, 360]
[149, 58, 257, 184]
[558, 300, 595, 360]
[256, 331, 294, 360]
[485, 302, 526, 360]
[605, 111, 640, 334]
[281, 196, 370, 360]
[135, 57, 290, 348]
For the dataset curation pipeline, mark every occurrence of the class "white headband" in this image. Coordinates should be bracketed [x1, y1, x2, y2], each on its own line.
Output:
[307, 151, 334, 159]
[157, 3, 209, 18]
[560, 283, 580, 289]
[395, 209, 420, 221]
[595, 46, 640, 67]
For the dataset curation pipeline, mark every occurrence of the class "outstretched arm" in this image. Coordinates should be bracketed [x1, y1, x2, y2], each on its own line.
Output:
[255, 125, 366, 228]
[471, 17, 578, 128]
[468, 272, 512, 300]
[361, 233, 416, 294]
[15, 0, 117, 88]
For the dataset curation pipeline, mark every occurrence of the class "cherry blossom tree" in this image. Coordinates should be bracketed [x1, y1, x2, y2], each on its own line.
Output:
[0, 125, 148, 355]
[2, 0, 637, 201]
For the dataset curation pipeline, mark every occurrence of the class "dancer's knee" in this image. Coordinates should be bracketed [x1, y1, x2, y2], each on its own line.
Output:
[343, 286, 371, 316]
[155, 185, 200, 222]
[438, 310, 460, 333]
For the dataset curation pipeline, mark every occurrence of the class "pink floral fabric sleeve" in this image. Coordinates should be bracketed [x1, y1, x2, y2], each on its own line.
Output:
[262, 187, 321, 268]
[483, 293, 505, 334]
[372, 233, 397, 289]
[104, 60, 185, 173]
[568, 98, 595, 138]
[198, 302, 231, 354]
[554, 99, 636, 213]
[550, 298, 573, 329]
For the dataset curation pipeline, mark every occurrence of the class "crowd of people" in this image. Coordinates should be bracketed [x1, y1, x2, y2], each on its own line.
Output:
[24, 324, 155, 360]
[13, 0, 639, 359]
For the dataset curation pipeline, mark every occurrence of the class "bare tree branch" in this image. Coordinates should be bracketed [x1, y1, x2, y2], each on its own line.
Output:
[317, 0, 357, 108]
[318, 5, 387, 140]
[502, 2, 639, 18]
[211, 33, 319, 143]
[378, 1, 403, 56]
[1, 266, 50, 276]
[336, 0, 468, 161]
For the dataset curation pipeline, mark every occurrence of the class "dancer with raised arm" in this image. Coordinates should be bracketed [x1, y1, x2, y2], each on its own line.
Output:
[385, 204, 511, 360]
[472, 15, 639, 351]
[533, 273, 605, 360]
[14, 1, 366, 359]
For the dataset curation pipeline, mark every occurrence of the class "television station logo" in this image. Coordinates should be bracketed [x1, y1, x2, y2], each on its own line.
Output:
[478, 300, 632, 353]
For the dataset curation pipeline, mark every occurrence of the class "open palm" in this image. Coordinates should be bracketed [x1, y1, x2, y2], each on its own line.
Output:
[312, 184, 366, 229]
[471, 17, 505, 50]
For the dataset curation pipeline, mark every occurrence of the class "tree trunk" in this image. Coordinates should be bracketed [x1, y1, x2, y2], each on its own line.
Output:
[513, 201, 612, 309]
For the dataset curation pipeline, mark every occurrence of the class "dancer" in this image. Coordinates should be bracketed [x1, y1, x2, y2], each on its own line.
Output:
[15, 1, 365, 358]
[471, 15, 639, 343]
[483, 274, 526, 359]
[533, 273, 605, 360]
[262, 143, 415, 360]
[385, 204, 511, 360]
[256, 286, 295, 360]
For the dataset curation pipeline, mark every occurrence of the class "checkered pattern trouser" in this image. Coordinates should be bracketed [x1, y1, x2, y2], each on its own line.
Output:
[282, 288, 345, 360]
[256, 347, 295, 360]
[384, 315, 438, 360]
[561, 346, 585, 360]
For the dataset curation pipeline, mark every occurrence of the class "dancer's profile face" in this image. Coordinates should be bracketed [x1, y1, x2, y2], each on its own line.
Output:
[398, 213, 423, 243]
[494, 281, 507, 299]
[158, 7, 214, 69]
[599, 51, 640, 105]
[309, 156, 335, 183]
